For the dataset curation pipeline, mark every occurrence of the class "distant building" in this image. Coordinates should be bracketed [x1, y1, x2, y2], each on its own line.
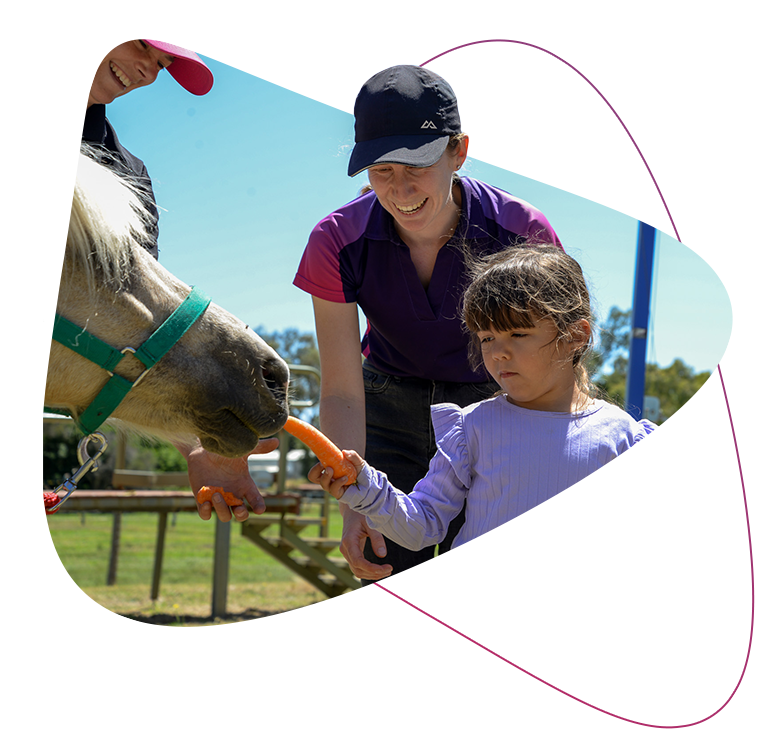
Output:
[247, 449, 307, 488]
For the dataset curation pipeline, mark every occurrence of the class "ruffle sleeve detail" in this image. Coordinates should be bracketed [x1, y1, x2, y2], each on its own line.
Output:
[611, 420, 667, 506]
[431, 403, 472, 487]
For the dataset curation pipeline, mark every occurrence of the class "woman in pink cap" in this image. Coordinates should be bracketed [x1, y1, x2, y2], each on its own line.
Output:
[80, 41, 276, 521]
[82, 39, 213, 258]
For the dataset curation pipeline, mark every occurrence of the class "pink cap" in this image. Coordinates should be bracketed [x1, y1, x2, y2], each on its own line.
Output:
[144, 40, 214, 95]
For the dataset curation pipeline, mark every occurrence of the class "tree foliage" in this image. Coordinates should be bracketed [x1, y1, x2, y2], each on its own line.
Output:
[254, 327, 321, 420]
[43, 422, 96, 489]
[595, 308, 756, 498]
[43, 423, 190, 490]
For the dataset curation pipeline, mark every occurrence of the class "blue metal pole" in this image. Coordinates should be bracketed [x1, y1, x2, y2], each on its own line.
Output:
[626, 221, 657, 419]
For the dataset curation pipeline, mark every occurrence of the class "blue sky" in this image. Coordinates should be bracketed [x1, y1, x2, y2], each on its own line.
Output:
[108, 38, 755, 413]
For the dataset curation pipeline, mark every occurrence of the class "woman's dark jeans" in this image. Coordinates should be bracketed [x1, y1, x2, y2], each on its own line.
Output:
[360, 361, 498, 584]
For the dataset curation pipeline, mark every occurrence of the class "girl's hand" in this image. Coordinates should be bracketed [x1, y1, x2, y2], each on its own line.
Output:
[311, 453, 392, 579]
[317, 466, 350, 499]
[309, 449, 364, 499]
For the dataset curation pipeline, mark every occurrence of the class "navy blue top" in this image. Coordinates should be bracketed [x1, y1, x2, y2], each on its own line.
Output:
[82, 104, 159, 259]
[295, 177, 561, 382]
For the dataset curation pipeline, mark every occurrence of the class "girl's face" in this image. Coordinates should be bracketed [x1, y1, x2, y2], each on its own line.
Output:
[477, 317, 589, 412]
[367, 140, 468, 245]
[88, 40, 174, 107]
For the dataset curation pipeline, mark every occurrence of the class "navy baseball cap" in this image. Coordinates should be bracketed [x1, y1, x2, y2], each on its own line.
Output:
[347, 65, 462, 177]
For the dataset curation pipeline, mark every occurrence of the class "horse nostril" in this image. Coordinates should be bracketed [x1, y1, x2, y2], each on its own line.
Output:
[262, 366, 275, 388]
[262, 358, 289, 395]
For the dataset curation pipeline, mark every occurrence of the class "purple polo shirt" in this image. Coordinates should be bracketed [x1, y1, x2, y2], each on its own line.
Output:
[294, 176, 561, 382]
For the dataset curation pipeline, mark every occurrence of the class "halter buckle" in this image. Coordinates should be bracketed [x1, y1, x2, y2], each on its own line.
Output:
[113, 346, 150, 387]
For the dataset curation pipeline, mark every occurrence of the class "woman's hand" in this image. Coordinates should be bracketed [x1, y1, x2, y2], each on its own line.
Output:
[178, 438, 279, 522]
[339, 506, 392, 581]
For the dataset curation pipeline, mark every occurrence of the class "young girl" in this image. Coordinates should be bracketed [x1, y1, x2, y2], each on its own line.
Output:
[316, 245, 656, 552]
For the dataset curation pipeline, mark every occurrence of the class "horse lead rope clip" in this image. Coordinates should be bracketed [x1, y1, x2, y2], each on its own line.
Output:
[46, 432, 109, 513]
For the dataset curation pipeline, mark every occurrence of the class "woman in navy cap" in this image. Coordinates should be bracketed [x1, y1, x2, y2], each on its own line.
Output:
[294, 65, 562, 582]
[82, 39, 213, 258]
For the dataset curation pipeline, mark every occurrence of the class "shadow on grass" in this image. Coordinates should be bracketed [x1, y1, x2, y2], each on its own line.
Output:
[43, 602, 363, 635]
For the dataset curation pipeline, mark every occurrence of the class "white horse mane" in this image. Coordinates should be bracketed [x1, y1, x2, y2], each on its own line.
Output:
[50, 146, 290, 455]
[66, 147, 155, 296]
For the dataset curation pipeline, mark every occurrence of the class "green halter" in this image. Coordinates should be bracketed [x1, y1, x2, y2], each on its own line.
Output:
[48, 286, 211, 434]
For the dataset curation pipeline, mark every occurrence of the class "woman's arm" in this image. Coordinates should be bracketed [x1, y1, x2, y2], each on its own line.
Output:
[311, 296, 392, 580]
[312, 296, 366, 453]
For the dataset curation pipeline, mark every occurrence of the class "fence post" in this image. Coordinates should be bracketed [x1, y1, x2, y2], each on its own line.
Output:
[106, 514, 121, 585]
[151, 512, 168, 601]
[211, 519, 231, 618]
[106, 431, 127, 585]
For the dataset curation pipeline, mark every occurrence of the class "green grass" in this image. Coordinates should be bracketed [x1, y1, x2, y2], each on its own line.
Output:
[43, 513, 310, 591]
[43, 494, 754, 635]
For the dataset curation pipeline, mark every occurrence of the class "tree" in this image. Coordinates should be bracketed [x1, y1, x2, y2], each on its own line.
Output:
[43, 422, 190, 491]
[254, 327, 321, 420]
[595, 308, 756, 499]
[42, 423, 106, 489]
[588, 305, 632, 377]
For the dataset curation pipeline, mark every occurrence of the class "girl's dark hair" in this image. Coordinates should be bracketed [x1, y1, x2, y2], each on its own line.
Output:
[462, 244, 597, 398]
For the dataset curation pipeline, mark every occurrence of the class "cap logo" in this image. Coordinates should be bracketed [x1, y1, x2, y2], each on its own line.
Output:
[421, 120, 437, 130]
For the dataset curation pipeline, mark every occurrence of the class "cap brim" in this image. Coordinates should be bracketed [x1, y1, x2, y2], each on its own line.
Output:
[348, 135, 449, 177]
[144, 40, 214, 95]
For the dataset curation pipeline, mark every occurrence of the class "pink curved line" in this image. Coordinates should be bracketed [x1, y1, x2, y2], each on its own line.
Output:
[718, 365, 756, 635]
[373, 582, 463, 635]
[421, 38, 680, 243]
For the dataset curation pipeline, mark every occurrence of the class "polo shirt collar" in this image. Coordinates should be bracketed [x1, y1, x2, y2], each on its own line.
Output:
[455, 177, 489, 240]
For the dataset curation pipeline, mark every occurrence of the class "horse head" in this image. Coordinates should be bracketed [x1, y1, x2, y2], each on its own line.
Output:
[45, 149, 290, 457]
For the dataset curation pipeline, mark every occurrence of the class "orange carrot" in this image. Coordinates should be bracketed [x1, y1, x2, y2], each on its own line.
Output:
[283, 416, 358, 485]
[196, 486, 244, 507]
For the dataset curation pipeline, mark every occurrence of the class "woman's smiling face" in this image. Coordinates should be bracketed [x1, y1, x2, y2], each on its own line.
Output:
[88, 40, 174, 107]
[367, 139, 468, 245]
